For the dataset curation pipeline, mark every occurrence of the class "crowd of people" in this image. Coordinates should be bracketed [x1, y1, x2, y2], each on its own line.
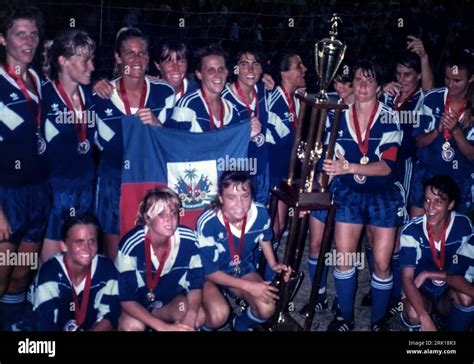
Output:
[0, 4, 472, 332]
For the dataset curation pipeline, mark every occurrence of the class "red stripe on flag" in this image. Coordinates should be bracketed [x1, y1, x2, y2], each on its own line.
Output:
[120, 183, 206, 237]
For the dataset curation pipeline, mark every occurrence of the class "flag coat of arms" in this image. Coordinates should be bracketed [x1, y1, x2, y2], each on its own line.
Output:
[120, 116, 250, 235]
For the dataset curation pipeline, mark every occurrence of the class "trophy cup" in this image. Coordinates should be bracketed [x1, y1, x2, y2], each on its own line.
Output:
[263, 14, 349, 332]
[315, 14, 347, 103]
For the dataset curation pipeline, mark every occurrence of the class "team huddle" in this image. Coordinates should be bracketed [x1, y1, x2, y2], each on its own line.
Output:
[0, 5, 473, 332]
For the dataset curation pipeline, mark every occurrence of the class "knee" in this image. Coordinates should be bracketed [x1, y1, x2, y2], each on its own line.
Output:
[252, 301, 275, 320]
[205, 303, 230, 328]
[118, 314, 146, 332]
[8, 268, 32, 292]
[373, 261, 391, 278]
[404, 304, 421, 325]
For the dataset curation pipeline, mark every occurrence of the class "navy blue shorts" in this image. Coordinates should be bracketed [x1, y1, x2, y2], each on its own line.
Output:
[46, 182, 93, 240]
[398, 157, 414, 203]
[252, 164, 270, 205]
[332, 180, 406, 228]
[409, 163, 472, 213]
[95, 176, 121, 235]
[0, 183, 51, 245]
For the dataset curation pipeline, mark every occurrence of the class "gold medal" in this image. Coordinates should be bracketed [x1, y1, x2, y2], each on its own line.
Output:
[147, 291, 155, 302]
[442, 141, 451, 151]
[360, 155, 369, 165]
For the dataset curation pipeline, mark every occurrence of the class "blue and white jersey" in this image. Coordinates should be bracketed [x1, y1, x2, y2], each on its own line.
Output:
[400, 212, 472, 293]
[116, 225, 203, 308]
[168, 89, 240, 132]
[222, 81, 269, 172]
[382, 88, 424, 161]
[196, 203, 272, 277]
[32, 254, 120, 331]
[414, 87, 474, 178]
[448, 234, 474, 283]
[0, 66, 47, 186]
[41, 81, 95, 185]
[266, 86, 300, 187]
[331, 101, 402, 192]
[174, 77, 198, 102]
[93, 78, 175, 179]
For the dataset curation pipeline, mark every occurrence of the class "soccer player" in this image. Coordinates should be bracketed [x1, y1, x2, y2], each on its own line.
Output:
[0, 5, 50, 331]
[266, 50, 307, 240]
[410, 51, 474, 217]
[93, 27, 175, 260]
[322, 60, 404, 331]
[196, 171, 290, 331]
[32, 214, 120, 331]
[168, 44, 253, 133]
[400, 175, 472, 331]
[222, 46, 270, 204]
[116, 188, 204, 331]
[446, 234, 474, 331]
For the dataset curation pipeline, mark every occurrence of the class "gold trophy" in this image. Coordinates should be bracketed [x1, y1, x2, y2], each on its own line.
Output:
[265, 14, 349, 331]
[315, 13, 347, 103]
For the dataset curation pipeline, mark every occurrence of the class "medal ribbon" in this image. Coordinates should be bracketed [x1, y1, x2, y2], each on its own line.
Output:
[64, 259, 92, 327]
[392, 87, 419, 111]
[144, 233, 171, 296]
[54, 80, 87, 143]
[443, 94, 467, 142]
[4, 63, 41, 130]
[119, 77, 147, 115]
[281, 86, 298, 130]
[426, 217, 449, 271]
[201, 88, 224, 129]
[223, 215, 247, 267]
[352, 101, 379, 158]
[235, 80, 259, 120]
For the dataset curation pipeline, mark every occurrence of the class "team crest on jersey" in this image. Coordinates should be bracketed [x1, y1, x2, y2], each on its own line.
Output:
[167, 161, 217, 209]
[10, 92, 19, 101]
[105, 108, 113, 116]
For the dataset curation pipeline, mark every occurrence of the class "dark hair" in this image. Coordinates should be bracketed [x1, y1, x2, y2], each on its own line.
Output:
[136, 187, 181, 226]
[60, 214, 101, 242]
[396, 51, 421, 74]
[211, 171, 254, 211]
[194, 43, 228, 72]
[115, 27, 148, 56]
[270, 49, 299, 85]
[0, 5, 44, 37]
[155, 40, 189, 63]
[43, 29, 95, 80]
[235, 46, 265, 66]
[0, 5, 44, 63]
[423, 174, 459, 207]
[353, 59, 383, 86]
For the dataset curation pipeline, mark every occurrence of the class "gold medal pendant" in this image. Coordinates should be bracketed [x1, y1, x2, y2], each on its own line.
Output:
[360, 155, 369, 165]
[442, 141, 451, 151]
[147, 291, 155, 302]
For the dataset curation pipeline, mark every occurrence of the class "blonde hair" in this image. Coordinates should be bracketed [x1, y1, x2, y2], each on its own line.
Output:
[136, 187, 181, 226]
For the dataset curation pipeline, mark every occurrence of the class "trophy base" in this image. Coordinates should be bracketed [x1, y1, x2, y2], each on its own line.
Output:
[264, 312, 303, 332]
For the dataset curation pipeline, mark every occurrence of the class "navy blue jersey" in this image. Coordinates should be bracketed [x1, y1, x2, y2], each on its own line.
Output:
[175, 77, 198, 102]
[400, 212, 472, 293]
[32, 254, 120, 331]
[382, 88, 424, 161]
[116, 225, 203, 307]
[222, 81, 269, 174]
[41, 81, 95, 184]
[332, 101, 402, 192]
[0, 66, 47, 186]
[414, 87, 474, 179]
[94, 78, 175, 179]
[196, 203, 272, 277]
[266, 86, 300, 187]
[448, 234, 474, 283]
[168, 89, 240, 131]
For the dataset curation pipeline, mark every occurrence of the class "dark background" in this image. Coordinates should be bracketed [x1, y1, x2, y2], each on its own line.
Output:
[2, 0, 473, 91]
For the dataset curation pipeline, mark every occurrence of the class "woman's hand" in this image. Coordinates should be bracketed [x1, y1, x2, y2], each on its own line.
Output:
[136, 108, 161, 126]
[322, 150, 351, 176]
[93, 79, 114, 99]
[250, 116, 262, 137]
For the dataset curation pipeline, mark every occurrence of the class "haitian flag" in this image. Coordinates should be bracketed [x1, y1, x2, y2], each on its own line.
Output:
[120, 115, 250, 236]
